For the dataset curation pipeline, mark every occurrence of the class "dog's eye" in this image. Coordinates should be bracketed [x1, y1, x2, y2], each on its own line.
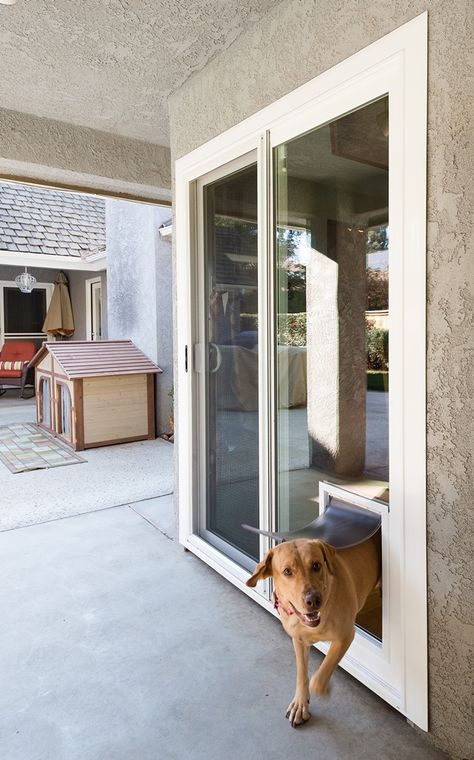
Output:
[312, 562, 321, 572]
[283, 567, 293, 577]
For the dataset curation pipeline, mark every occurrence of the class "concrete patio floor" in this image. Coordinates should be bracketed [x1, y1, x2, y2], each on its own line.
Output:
[0, 391, 173, 531]
[0, 495, 447, 760]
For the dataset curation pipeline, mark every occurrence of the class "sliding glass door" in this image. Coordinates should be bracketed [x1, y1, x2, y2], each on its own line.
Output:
[274, 98, 389, 641]
[197, 157, 260, 567]
[194, 99, 391, 605]
[189, 96, 400, 706]
[177, 15, 427, 727]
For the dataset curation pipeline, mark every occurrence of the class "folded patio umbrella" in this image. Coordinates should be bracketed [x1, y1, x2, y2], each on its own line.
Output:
[42, 271, 75, 338]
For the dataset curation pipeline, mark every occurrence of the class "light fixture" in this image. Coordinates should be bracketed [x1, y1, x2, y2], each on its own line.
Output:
[15, 267, 36, 293]
[0, 0, 19, 5]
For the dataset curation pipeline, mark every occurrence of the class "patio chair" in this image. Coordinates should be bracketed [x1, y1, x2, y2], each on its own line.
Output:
[0, 341, 37, 399]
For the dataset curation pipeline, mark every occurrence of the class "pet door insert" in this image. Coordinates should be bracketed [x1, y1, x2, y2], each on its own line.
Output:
[176, 13, 427, 728]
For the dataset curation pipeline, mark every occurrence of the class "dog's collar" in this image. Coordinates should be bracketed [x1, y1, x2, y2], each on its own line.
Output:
[273, 591, 294, 616]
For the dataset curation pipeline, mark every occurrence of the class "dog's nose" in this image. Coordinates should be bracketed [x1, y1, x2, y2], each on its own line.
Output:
[304, 590, 321, 610]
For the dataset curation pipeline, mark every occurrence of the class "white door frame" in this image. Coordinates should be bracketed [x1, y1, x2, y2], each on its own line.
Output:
[85, 276, 102, 341]
[195, 151, 267, 572]
[176, 13, 427, 729]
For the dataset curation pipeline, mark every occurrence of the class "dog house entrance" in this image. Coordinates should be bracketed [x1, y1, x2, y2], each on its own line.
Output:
[177, 15, 427, 729]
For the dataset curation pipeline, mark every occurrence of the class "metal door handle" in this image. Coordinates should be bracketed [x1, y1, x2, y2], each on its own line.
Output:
[209, 343, 222, 373]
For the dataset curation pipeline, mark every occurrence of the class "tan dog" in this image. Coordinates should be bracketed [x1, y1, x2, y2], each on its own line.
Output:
[246, 535, 380, 727]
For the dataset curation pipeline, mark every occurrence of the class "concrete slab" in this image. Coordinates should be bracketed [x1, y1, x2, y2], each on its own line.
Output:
[130, 493, 177, 541]
[0, 389, 174, 532]
[0, 429, 174, 532]
[0, 390, 36, 425]
[0, 499, 446, 760]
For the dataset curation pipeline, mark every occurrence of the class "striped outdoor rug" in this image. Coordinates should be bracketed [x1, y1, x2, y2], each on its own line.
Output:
[0, 423, 85, 473]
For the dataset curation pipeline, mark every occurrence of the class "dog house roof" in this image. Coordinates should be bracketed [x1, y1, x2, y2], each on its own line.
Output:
[30, 340, 163, 379]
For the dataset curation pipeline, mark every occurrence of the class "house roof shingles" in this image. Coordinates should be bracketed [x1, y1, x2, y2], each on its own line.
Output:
[30, 340, 162, 379]
[0, 182, 105, 258]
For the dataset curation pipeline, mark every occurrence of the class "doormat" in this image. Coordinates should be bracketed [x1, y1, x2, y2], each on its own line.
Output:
[0, 423, 86, 474]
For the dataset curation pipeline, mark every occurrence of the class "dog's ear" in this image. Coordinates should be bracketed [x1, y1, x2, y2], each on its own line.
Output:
[320, 542, 336, 575]
[246, 549, 274, 587]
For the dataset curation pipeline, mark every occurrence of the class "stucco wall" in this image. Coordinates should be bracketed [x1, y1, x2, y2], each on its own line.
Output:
[106, 200, 173, 435]
[0, 108, 171, 203]
[168, 3, 474, 758]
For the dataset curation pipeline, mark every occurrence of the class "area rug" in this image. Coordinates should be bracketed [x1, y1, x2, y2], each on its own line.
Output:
[0, 423, 85, 473]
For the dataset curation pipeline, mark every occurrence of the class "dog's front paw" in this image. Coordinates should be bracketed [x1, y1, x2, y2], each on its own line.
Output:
[285, 694, 311, 727]
[309, 673, 331, 698]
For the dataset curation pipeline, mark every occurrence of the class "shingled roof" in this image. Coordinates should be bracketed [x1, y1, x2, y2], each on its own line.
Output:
[0, 182, 105, 258]
[30, 340, 162, 378]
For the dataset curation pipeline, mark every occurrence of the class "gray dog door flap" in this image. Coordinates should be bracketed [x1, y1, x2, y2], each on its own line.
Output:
[242, 497, 381, 549]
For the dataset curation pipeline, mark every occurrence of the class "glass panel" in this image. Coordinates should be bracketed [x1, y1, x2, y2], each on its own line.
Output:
[4, 287, 46, 333]
[91, 283, 102, 340]
[60, 385, 71, 439]
[274, 97, 389, 640]
[42, 379, 50, 427]
[202, 162, 259, 564]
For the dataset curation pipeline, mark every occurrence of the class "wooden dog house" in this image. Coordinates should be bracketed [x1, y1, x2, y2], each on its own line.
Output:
[30, 340, 162, 451]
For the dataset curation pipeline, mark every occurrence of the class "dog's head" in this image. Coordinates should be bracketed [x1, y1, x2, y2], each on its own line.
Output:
[246, 539, 336, 629]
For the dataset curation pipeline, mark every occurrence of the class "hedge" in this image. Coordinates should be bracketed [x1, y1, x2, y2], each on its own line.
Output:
[241, 313, 389, 371]
[367, 371, 389, 391]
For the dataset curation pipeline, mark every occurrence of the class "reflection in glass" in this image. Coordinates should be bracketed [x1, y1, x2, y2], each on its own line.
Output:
[274, 98, 389, 640]
[60, 385, 72, 439]
[202, 163, 259, 563]
[41, 379, 50, 427]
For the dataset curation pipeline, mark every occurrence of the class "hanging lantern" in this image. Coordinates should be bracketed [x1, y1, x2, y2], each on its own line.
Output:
[15, 267, 37, 294]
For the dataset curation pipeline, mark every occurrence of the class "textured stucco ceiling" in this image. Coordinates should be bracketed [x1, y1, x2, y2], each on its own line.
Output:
[0, 0, 282, 146]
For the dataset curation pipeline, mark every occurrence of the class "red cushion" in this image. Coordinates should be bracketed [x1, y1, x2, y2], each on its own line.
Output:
[0, 341, 36, 363]
[0, 359, 28, 369]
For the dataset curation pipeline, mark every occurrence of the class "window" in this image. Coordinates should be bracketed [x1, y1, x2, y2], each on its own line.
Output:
[57, 383, 72, 440]
[4, 287, 46, 333]
[274, 98, 390, 641]
[200, 159, 259, 564]
[39, 378, 51, 427]
[86, 277, 103, 341]
[0, 281, 52, 347]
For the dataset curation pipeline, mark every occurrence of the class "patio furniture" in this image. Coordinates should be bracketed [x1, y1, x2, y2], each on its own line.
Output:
[0, 341, 36, 398]
[217, 344, 307, 411]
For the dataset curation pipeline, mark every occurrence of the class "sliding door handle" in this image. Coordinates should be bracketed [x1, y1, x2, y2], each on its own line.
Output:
[209, 343, 222, 373]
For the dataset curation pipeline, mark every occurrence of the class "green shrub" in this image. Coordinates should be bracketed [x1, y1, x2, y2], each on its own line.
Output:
[241, 312, 307, 345]
[366, 267, 389, 310]
[241, 315, 389, 366]
[367, 371, 389, 391]
[277, 312, 307, 346]
[366, 326, 388, 370]
[240, 313, 258, 332]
